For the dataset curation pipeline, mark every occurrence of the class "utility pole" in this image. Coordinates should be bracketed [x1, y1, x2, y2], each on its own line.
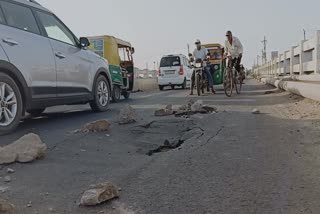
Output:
[153, 61, 156, 71]
[303, 29, 306, 40]
[257, 55, 260, 66]
[187, 44, 190, 55]
[261, 36, 267, 64]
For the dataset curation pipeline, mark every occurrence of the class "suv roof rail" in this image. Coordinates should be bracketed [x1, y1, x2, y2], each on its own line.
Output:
[27, 0, 41, 5]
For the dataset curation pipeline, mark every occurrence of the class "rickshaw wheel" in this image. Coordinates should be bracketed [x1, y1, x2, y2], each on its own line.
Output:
[123, 91, 130, 99]
[112, 85, 121, 103]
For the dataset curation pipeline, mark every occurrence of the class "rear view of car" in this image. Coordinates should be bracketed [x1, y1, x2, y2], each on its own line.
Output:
[157, 55, 192, 90]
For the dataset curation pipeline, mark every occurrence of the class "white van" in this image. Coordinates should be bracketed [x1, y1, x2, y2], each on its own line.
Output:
[157, 54, 192, 90]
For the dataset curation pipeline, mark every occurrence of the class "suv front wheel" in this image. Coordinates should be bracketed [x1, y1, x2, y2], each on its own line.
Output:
[90, 75, 111, 112]
[0, 72, 23, 136]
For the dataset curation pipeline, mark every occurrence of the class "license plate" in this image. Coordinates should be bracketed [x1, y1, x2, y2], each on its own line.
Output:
[165, 70, 175, 74]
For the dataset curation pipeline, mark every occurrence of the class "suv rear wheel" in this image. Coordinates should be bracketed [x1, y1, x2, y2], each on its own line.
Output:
[0, 72, 23, 136]
[90, 75, 111, 112]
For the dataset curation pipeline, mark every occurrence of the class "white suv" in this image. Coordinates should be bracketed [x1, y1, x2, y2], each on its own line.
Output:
[157, 54, 192, 90]
[0, 0, 112, 135]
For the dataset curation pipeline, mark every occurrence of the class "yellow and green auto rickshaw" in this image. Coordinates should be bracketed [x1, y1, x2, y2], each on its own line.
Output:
[88, 35, 135, 102]
[203, 43, 224, 85]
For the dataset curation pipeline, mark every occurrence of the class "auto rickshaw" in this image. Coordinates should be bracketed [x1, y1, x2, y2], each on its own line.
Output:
[88, 35, 135, 102]
[202, 43, 224, 85]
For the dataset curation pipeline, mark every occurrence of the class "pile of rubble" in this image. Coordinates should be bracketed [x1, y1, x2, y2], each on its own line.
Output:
[154, 100, 217, 118]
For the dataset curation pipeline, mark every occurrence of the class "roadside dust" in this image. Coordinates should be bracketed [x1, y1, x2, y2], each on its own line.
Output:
[269, 93, 320, 122]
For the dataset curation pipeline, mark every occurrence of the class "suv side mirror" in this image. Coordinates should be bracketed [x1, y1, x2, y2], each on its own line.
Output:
[79, 37, 90, 48]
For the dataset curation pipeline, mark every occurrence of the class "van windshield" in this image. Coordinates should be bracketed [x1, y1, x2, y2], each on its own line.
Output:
[160, 56, 181, 67]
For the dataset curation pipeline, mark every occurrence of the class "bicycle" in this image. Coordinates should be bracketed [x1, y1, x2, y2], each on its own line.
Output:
[223, 57, 243, 97]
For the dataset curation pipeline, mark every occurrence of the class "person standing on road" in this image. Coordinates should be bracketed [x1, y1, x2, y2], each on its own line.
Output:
[190, 39, 215, 95]
[224, 31, 243, 75]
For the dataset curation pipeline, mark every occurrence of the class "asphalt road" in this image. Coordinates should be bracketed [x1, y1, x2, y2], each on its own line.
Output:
[1, 79, 320, 214]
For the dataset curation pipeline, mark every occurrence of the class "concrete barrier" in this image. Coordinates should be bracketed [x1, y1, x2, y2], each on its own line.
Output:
[253, 30, 320, 78]
[261, 78, 320, 102]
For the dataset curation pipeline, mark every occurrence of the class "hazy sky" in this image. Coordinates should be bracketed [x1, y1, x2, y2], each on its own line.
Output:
[37, 0, 320, 69]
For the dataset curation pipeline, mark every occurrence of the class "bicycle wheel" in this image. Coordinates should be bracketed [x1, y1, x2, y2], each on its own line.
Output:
[238, 76, 243, 94]
[223, 68, 233, 97]
[196, 73, 202, 96]
[234, 70, 240, 95]
[235, 71, 243, 95]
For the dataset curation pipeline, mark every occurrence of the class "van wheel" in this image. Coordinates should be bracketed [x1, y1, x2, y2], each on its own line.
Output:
[112, 85, 121, 103]
[181, 78, 187, 89]
[27, 108, 45, 117]
[159, 85, 164, 91]
[0, 72, 23, 136]
[90, 75, 111, 112]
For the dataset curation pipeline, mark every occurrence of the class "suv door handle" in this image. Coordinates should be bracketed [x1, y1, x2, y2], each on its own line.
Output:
[55, 52, 66, 59]
[2, 38, 18, 46]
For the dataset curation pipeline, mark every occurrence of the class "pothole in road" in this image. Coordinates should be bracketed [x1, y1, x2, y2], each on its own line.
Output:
[130, 119, 204, 156]
[146, 127, 204, 156]
[146, 139, 185, 156]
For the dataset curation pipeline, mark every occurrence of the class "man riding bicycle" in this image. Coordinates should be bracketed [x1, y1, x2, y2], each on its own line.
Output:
[190, 39, 215, 95]
[224, 31, 243, 76]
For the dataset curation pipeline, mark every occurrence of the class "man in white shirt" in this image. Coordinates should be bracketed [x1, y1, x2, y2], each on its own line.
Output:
[224, 31, 243, 74]
[190, 40, 215, 95]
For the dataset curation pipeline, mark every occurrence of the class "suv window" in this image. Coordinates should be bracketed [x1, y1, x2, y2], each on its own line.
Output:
[160, 56, 181, 67]
[1, 1, 40, 34]
[0, 7, 5, 24]
[36, 11, 77, 46]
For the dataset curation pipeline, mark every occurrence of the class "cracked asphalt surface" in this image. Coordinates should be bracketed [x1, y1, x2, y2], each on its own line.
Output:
[1, 79, 320, 214]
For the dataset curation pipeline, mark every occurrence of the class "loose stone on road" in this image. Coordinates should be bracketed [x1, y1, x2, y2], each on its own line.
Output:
[1, 79, 320, 213]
